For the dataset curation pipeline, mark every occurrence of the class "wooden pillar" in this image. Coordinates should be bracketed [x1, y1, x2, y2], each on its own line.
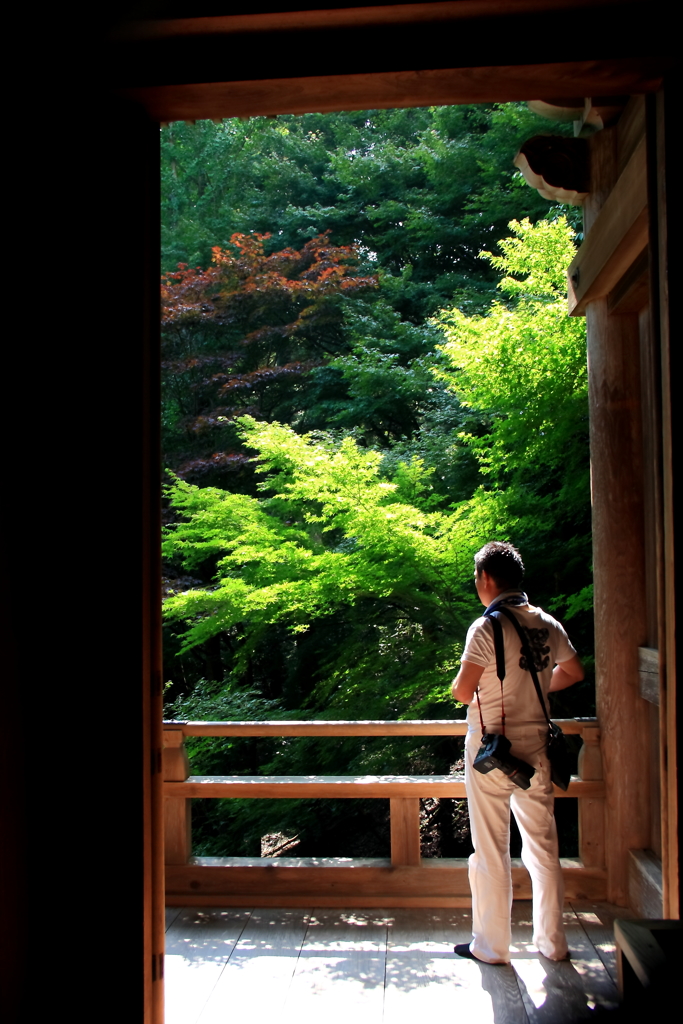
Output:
[577, 724, 605, 869]
[651, 87, 680, 920]
[163, 730, 192, 865]
[586, 299, 649, 902]
[390, 798, 421, 866]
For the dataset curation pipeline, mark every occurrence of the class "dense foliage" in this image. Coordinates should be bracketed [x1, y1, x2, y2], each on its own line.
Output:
[160, 106, 590, 858]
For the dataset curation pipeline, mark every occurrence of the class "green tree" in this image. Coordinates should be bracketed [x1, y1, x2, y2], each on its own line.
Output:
[434, 217, 591, 624]
[160, 148, 592, 859]
[162, 105, 574, 322]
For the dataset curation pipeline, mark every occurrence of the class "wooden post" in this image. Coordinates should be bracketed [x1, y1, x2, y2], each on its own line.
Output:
[390, 798, 421, 866]
[163, 730, 191, 865]
[586, 298, 650, 902]
[577, 724, 605, 869]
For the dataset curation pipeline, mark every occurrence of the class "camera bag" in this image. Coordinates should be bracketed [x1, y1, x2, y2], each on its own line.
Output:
[484, 605, 572, 791]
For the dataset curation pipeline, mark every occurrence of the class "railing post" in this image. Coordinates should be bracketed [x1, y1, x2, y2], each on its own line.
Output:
[163, 728, 191, 865]
[577, 723, 605, 869]
[390, 798, 421, 866]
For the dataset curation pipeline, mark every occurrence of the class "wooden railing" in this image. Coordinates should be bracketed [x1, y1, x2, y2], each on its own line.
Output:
[163, 718, 605, 907]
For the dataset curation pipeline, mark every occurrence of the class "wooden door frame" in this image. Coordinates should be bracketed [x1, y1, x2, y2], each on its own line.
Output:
[106, 5, 680, 1020]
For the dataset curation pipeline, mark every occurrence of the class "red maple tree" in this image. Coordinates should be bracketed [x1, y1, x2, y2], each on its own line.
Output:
[161, 232, 377, 479]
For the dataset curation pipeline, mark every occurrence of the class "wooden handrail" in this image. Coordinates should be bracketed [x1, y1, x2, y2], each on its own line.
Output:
[163, 717, 598, 738]
[162, 716, 605, 905]
[165, 774, 604, 799]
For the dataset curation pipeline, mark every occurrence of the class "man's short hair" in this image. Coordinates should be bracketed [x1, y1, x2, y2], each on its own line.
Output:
[474, 541, 525, 590]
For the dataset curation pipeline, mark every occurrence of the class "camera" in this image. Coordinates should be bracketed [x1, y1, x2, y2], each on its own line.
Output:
[473, 733, 535, 790]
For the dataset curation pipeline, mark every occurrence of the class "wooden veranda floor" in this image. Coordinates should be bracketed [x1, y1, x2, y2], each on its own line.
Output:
[164, 901, 629, 1024]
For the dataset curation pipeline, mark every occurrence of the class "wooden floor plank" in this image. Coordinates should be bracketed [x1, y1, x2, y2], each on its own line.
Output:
[570, 900, 635, 984]
[166, 906, 182, 931]
[385, 909, 527, 1024]
[281, 910, 388, 1024]
[194, 908, 311, 1024]
[387, 907, 472, 950]
[164, 908, 253, 1024]
[562, 907, 620, 1012]
[510, 902, 618, 1022]
[163, 904, 619, 1024]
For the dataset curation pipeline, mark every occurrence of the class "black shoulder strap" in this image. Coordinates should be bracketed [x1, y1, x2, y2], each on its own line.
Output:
[487, 605, 552, 728]
[483, 609, 507, 684]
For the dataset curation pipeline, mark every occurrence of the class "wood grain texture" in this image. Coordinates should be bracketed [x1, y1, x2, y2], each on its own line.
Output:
[164, 907, 252, 1024]
[653, 89, 678, 919]
[164, 857, 606, 904]
[390, 798, 421, 866]
[123, 61, 664, 124]
[167, 717, 594, 737]
[613, 917, 682, 993]
[577, 726, 605, 869]
[163, 744, 189, 781]
[164, 735, 191, 865]
[568, 136, 648, 314]
[192, 908, 311, 1024]
[163, 774, 602, 799]
[637, 294, 663, 853]
[283, 909, 388, 1024]
[587, 299, 650, 903]
[174, 719, 470, 737]
[113, 1, 639, 42]
[166, 894, 476, 908]
[165, 906, 182, 932]
[570, 900, 636, 983]
[512, 903, 619, 1019]
[627, 849, 663, 917]
[164, 796, 192, 866]
[617, 94, 646, 174]
[606, 247, 649, 314]
[637, 646, 659, 704]
[160, 905, 622, 1024]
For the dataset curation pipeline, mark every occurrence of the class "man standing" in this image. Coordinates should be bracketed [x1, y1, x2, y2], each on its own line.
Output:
[451, 541, 584, 964]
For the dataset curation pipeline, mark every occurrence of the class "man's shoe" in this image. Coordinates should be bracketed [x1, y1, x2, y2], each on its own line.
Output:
[453, 942, 478, 959]
[453, 943, 507, 964]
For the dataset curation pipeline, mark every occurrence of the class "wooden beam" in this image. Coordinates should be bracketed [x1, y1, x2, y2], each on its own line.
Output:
[607, 247, 649, 314]
[112, 1, 639, 43]
[164, 774, 604, 799]
[164, 856, 607, 905]
[166, 717, 595, 737]
[568, 136, 648, 314]
[123, 61, 664, 124]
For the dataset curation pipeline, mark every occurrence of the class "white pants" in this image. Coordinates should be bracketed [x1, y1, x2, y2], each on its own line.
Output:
[464, 727, 568, 964]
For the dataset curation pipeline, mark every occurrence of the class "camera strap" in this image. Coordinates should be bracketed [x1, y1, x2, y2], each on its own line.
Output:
[477, 609, 507, 738]
[486, 605, 552, 730]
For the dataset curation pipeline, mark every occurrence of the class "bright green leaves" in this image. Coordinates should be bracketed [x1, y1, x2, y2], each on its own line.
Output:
[433, 218, 587, 483]
[163, 415, 477, 655]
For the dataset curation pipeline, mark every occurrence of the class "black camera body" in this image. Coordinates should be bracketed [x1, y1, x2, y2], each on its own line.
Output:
[473, 733, 535, 790]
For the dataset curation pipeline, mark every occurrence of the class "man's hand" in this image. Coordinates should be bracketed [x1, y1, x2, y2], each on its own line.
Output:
[549, 654, 584, 692]
[452, 659, 485, 704]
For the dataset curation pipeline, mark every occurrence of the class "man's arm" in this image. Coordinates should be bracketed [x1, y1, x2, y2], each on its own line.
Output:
[452, 659, 485, 704]
[549, 654, 584, 692]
